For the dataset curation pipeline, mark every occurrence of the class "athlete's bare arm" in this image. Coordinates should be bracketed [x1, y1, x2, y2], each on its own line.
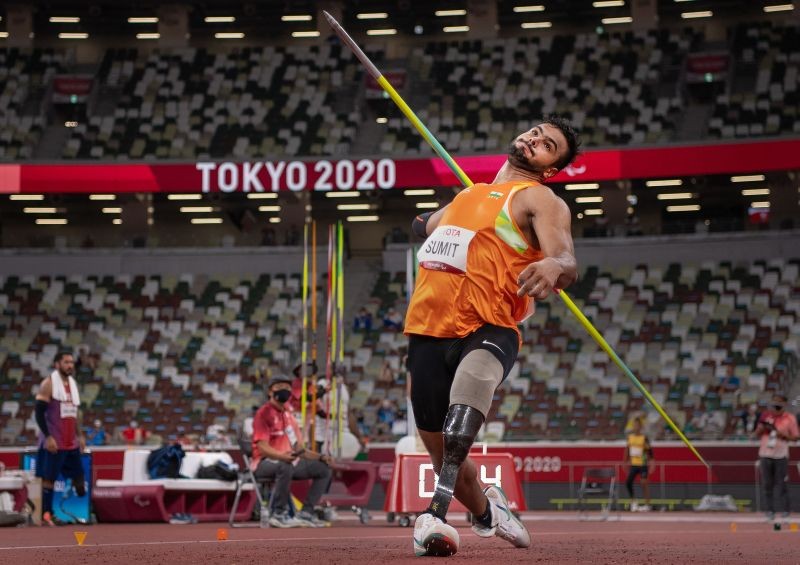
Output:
[515, 188, 577, 300]
[35, 377, 52, 402]
[423, 205, 449, 236]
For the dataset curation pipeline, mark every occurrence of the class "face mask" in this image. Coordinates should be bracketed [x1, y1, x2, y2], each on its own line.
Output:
[772, 405, 783, 411]
[273, 389, 292, 404]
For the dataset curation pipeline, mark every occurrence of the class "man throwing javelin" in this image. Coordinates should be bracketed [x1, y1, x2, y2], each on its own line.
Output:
[34, 351, 86, 526]
[405, 116, 580, 556]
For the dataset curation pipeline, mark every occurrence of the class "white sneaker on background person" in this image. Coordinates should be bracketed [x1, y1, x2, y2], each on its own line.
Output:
[471, 485, 531, 549]
[268, 511, 304, 528]
[413, 512, 460, 557]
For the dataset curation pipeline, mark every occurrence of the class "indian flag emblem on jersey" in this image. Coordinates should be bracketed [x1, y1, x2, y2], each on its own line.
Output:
[488, 191, 504, 199]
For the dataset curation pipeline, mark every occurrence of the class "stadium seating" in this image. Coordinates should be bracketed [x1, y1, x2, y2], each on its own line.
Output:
[1, 255, 798, 446]
[61, 44, 375, 159]
[0, 48, 67, 160]
[708, 22, 800, 139]
[384, 28, 700, 154]
[0, 272, 312, 445]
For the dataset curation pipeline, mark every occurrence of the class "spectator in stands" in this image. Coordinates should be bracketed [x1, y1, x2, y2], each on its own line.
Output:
[85, 419, 106, 446]
[739, 403, 761, 435]
[34, 351, 86, 526]
[206, 423, 228, 448]
[382, 308, 404, 331]
[378, 360, 396, 385]
[252, 374, 332, 528]
[377, 399, 397, 427]
[353, 307, 372, 332]
[242, 406, 258, 441]
[313, 376, 365, 453]
[625, 417, 654, 512]
[121, 420, 149, 445]
[754, 393, 799, 520]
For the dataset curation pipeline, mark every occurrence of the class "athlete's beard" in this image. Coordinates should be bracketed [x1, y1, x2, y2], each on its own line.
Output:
[59, 367, 73, 378]
[507, 141, 546, 174]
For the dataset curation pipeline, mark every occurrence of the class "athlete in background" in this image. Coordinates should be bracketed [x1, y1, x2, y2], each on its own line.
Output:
[34, 352, 86, 526]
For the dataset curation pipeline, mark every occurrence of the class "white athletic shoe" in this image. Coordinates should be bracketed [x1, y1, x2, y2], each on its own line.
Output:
[471, 486, 531, 549]
[413, 512, 460, 557]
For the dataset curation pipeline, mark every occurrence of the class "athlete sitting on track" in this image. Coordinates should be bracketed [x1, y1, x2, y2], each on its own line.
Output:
[405, 116, 581, 557]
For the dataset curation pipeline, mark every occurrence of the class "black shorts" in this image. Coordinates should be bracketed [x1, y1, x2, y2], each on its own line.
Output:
[407, 324, 519, 432]
[36, 448, 84, 483]
[627, 465, 649, 481]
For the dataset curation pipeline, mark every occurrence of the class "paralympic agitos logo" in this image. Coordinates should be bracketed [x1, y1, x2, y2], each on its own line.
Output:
[196, 159, 396, 193]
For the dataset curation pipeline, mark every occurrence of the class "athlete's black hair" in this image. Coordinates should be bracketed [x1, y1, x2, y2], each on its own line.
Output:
[542, 115, 581, 170]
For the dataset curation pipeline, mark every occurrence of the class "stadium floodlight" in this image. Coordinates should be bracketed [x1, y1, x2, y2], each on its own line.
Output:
[128, 17, 158, 23]
[180, 206, 215, 213]
[292, 31, 320, 38]
[404, 189, 435, 196]
[258, 206, 281, 212]
[336, 204, 371, 211]
[89, 195, 116, 200]
[750, 201, 770, 209]
[215, 32, 244, 39]
[357, 13, 388, 19]
[58, 33, 89, 39]
[575, 196, 603, 203]
[763, 4, 795, 12]
[681, 10, 713, 18]
[49, 17, 80, 23]
[593, 0, 625, 6]
[584, 208, 604, 215]
[246, 193, 278, 199]
[23, 208, 57, 214]
[282, 15, 313, 21]
[204, 16, 236, 23]
[10, 194, 44, 201]
[325, 191, 360, 198]
[513, 5, 546, 12]
[35, 219, 68, 225]
[656, 192, 694, 200]
[435, 9, 467, 16]
[112, 219, 122, 225]
[565, 183, 600, 190]
[646, 179, 682, 187]
[415, 202, 440, 209]
[521, 22, 552, 28]
[191, 218, 223, 224]
[0, 32, 7, 38]
[367, 29, 397, 36]
[168, 194, 202, 200]
[269, 217, 281, 224]
[666, 204, 701, 212]
[346, 215, 380, 222]
[136, 33, 160, 39]
[741, 188, 770, 196]
[376, 117, 388, 123]
[731, 174, 765, 182]
[102, 207, 122, 214]
[443, 25, 470, 32]
[601, 16, 633, 24]
[324, 9, 710, 468]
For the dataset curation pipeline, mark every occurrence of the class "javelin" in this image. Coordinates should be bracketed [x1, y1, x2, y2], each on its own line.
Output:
[323, 11, 708, 468]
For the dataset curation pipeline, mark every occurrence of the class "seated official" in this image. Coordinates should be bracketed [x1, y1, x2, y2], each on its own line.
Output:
[252, 374, 333, 528]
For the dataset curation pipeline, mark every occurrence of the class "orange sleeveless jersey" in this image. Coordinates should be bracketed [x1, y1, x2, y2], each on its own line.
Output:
[404, 181, 544, 339]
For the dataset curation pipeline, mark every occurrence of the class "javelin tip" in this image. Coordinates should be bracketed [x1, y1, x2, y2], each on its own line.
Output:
[322, 10, 335, 24]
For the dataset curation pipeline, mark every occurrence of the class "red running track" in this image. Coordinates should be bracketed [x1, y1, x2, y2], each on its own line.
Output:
[0, 515, 798, 564]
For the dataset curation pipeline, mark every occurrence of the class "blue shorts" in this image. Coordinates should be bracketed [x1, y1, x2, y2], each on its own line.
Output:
[35, 448, 84, 483]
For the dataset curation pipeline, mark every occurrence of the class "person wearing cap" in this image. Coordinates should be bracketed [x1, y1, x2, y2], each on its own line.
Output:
[251, 374, 332, 528]
[755, 393, 799, 520]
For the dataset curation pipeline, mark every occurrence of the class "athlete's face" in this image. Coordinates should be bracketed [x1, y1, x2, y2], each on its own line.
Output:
[508, 123, 569, 179]
[56, 355, 75, 377]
